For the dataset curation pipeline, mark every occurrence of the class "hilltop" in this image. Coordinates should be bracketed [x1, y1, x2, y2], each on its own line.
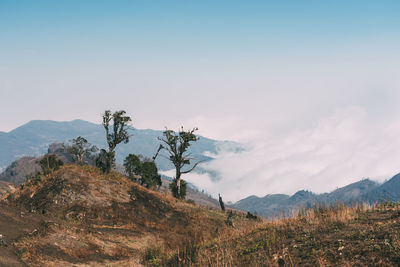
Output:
[0, 164, 249, 266]
[0, 144, 221, 209]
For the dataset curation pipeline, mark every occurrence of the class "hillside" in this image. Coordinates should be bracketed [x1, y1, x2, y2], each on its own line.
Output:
[194, 203, 400, 266]
[0, 119, 241, 172]
[0, 156, 41, 184]
[0, 148, 221, 209]
[0, 164, 250, 266]
[0, 181, 15, 196]
[0, 164, 399, 266]
[364, 173, 400, 203]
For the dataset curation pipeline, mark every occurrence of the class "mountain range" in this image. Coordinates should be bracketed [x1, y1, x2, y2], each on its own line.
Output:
[1, 119, 400, 218]
[0, 119, 241, 172]
[234, 176, 400, 217]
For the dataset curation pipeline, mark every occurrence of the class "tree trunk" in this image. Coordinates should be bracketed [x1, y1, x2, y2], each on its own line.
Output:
[78, 153, 83, 164]
[176, 169, 181, 198]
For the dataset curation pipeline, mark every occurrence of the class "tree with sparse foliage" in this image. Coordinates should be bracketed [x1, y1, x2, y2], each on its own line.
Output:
[66, 136, 97, 165]
[97, 110, 132, 173]
[39, 154, 64, 175]
[158, 127, 201, 199]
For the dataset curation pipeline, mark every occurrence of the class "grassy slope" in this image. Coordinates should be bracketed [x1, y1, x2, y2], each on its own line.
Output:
[1, 164, 400, 266]
[0, 165, 251, 266]
[196, 204, 400, 266]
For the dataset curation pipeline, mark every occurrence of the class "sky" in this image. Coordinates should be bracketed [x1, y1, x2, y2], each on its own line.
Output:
[1, 1, 400, 201]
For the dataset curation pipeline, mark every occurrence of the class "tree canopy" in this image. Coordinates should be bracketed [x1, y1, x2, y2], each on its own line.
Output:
[102, 110, 132, 153]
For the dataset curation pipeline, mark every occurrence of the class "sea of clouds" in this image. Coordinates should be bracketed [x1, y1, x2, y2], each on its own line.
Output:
[162, 106, 400, 202]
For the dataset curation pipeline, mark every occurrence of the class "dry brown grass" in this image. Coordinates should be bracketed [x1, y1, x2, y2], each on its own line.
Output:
[5, 164, 399, 266]
[193, 203, 400, 266]
[3, 164, 244, 266]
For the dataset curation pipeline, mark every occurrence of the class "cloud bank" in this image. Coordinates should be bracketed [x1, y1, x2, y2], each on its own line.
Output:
[163, 107, 400, 202]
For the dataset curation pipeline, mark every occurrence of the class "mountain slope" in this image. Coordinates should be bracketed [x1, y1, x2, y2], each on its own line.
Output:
[195, 204, 400, 266]
[364, 173, 400, 202]
[234, 178, 383, 217]
[234, 194, 290, 216]
[0, 181, 15, 196]
[0, 147, 222, 208]
[0, 156, 41, 184]
[0, 164, 248, 266]
[0, 119, 241, 171]
[0, 164, 399, 266]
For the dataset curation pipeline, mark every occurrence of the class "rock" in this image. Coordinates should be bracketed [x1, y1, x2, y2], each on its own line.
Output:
[0, 234, 7, 246]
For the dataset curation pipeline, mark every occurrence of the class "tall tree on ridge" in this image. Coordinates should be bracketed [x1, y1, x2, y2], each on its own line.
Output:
[158, 127, 202, 199]
[97, 110, 132, 173]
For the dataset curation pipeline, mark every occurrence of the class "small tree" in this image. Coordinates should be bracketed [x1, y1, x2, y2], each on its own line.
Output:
[99, 110, 132, 172]
[66, 136, 97, 165]
[140, 161, 162, 189]
[158, 127, 201, 199]
[39, 154, 64, 175]
[124, 154, 162, 189]
[123, 154, 142, 181]
[95, 149, 114, 174]
[219, 194, 225, 211]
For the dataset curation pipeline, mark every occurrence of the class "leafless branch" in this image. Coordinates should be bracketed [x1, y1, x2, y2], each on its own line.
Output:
[181, 160, 205, 174]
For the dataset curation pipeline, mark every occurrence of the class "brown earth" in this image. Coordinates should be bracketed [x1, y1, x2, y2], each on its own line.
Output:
[0, 165, 243, 266]
[0, 203, 45, 267]
[1, 164, 400, 266]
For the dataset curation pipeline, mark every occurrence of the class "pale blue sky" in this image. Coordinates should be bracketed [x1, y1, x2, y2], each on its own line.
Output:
[1, 1, 400, 199]
[1, 1, 400, 133]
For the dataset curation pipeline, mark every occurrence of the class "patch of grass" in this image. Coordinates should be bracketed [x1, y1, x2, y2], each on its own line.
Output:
[194, 203, 400, 266]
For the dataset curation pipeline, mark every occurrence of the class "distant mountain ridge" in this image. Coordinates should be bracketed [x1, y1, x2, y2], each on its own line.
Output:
[233, 176, 400, 217]
[0, 119, 241, 171]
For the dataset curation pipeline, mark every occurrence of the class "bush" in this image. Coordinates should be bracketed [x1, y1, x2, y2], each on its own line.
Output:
[140, 161, 162, 189]
[169, 179, 187, 199]
[95, 149, 114, 173]
[39, 154, 63, 175]
[123, 154, 141, 181]
[124, 154, 162, 189]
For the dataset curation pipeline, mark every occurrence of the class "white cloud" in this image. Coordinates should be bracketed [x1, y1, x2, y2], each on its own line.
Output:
[172, 106, 400, 202]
